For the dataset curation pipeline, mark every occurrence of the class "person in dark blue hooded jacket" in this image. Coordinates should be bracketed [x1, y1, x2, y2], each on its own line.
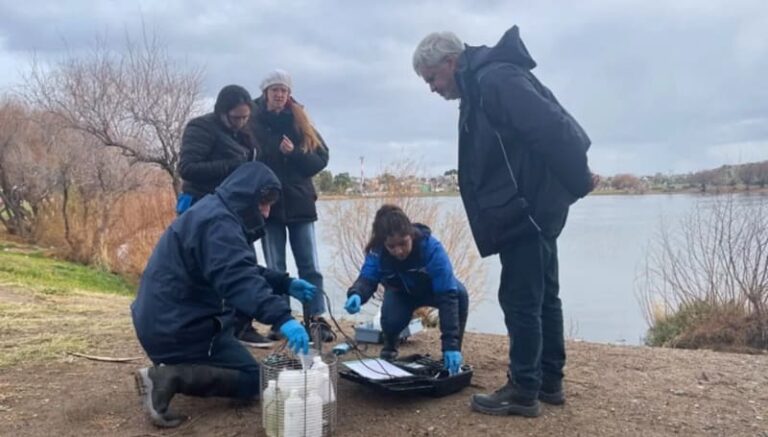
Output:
[131, 161, 315, 428]
[343, 204, 469, 375]
[413, 27, 598, 417]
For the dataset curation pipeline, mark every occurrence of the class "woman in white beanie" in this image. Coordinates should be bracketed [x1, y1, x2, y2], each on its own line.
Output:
[249, 69, 333, 342]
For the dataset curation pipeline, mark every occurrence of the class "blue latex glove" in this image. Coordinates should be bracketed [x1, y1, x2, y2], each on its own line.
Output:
[175, 193, 194, 215]
[288, 279, 316, 303]
[344, 294, 362, 314]
[443, 350, 463, 375]
[279, 319, 309, 355]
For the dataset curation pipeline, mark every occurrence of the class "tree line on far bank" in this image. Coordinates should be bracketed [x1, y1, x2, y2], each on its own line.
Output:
[313, 162, 768, 196]
[606, 163, 768, 194]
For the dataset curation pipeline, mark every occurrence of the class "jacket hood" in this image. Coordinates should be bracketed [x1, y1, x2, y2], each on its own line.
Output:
[215, 161, 281, 237]
[460, 25, 537, 73]
[413, 223, 432, 240]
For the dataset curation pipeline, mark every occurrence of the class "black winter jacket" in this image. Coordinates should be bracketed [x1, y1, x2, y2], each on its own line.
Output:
[455, 26, 593, 257]
[178, 112, 257, 199]
[131, 162, 293, 364]
[250, 97, 329, 224]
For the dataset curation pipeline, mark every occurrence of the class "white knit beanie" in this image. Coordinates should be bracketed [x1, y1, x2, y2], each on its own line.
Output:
[260, 69, 293, 92]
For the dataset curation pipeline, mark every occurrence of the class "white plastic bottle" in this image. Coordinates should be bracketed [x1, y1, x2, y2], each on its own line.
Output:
[278, 369, 306, 398]
[305, 390, 323, 437]
[262, 380, 278, 437]
[283, 389, 304, 437]
[311, 356, 335, 404]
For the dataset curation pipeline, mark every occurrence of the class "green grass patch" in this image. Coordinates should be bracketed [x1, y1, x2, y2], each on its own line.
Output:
[0, 245, 134, 296]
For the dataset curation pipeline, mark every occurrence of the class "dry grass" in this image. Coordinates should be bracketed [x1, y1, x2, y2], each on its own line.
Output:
[105, 188, 176, 277]
[0, 286, 134, 368]
[32, 185, 175, 280]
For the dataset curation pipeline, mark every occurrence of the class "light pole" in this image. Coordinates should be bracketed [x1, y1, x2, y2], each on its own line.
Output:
[359, 156, 365, 195]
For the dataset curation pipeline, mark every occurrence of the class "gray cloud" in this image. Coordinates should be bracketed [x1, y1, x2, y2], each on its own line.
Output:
[0, 0, 766, 176]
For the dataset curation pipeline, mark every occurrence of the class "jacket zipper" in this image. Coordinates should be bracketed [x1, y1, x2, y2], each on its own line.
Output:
[484, 98, 543, 234]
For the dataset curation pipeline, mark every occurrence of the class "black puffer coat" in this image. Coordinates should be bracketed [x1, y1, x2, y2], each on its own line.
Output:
[178, 112, 257, 199]
[249, 96, 329, 224]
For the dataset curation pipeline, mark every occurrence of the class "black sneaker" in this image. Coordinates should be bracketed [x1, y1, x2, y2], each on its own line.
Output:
[238, 324, 274, 348]
[539, 387, 565, 405]
[267, 327, 282, 341]
[379, 348, 398, 361]
[471, 381, 541, 417]
[309, 316, 335, 343]
[379, 333, 398, 360]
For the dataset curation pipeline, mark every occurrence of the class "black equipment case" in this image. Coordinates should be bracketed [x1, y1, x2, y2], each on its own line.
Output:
[339, 354, 473, 397]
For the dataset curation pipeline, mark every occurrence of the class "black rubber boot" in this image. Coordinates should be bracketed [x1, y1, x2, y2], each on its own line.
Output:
[470, 381, 541, 417]
[379, 333, 399, 360]
[173, 364, 248, 398]
[135, 365, 250, 428]
[134, 366, 187, 428]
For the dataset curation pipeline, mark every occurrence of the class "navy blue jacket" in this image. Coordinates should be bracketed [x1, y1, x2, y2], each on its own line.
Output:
[346, 224, 463, 351]
[456, 26, 593, 256]
[131, 162, 294, 364]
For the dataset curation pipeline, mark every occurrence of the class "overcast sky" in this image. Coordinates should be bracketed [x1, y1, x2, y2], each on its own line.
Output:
[1, 0, 766, 177]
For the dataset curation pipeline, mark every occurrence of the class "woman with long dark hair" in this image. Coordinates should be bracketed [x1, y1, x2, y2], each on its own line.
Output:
[343, 204, 469, 374]
[177, 84, 257, 212]
[177, 84, 276, 348]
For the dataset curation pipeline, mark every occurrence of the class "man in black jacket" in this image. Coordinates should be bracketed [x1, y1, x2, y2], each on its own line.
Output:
[413, 26, 596, 417]
[131, 162, 315, 427]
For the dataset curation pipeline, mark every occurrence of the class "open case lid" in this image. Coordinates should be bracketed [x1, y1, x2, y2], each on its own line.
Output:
[339, 354, 473, 397]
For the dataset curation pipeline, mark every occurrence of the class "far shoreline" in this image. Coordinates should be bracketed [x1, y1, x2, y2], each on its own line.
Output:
[318, 186, 768, 201]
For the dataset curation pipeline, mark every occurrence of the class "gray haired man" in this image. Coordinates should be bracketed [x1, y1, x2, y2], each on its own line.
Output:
[413, 26, 596, 417]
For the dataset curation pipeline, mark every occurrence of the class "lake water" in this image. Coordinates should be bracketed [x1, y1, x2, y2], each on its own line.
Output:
[257, 193, 766, 345]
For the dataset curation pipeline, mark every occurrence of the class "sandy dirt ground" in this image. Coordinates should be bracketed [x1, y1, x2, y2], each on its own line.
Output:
[1, 286, 767, 437]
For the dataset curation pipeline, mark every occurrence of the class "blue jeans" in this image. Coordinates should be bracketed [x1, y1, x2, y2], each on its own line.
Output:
[380, 283, 469, 349]
[498, 234, 565, 399]
[261, 221, 325, 316]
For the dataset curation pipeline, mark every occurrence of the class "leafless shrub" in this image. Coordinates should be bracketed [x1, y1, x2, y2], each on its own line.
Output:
[30, 120, 150, 267]
[0, 98, 59, 239]
[324, 159, 485, 325]
[23, 27, 203, 194]
[638, 195, 768, 350]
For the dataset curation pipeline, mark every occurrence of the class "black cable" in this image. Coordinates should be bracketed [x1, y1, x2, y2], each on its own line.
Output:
[272, 288, 400, 378]
[320, 289, 401, 378]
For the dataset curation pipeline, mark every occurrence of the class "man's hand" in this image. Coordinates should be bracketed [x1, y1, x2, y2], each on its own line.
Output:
[279, 319, 309, 355]
[288, 279, 316, 303]
[344, 294, 362, 314]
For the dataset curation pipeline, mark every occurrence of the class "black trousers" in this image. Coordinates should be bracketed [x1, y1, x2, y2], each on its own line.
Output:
[498, 234, 565, 398]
